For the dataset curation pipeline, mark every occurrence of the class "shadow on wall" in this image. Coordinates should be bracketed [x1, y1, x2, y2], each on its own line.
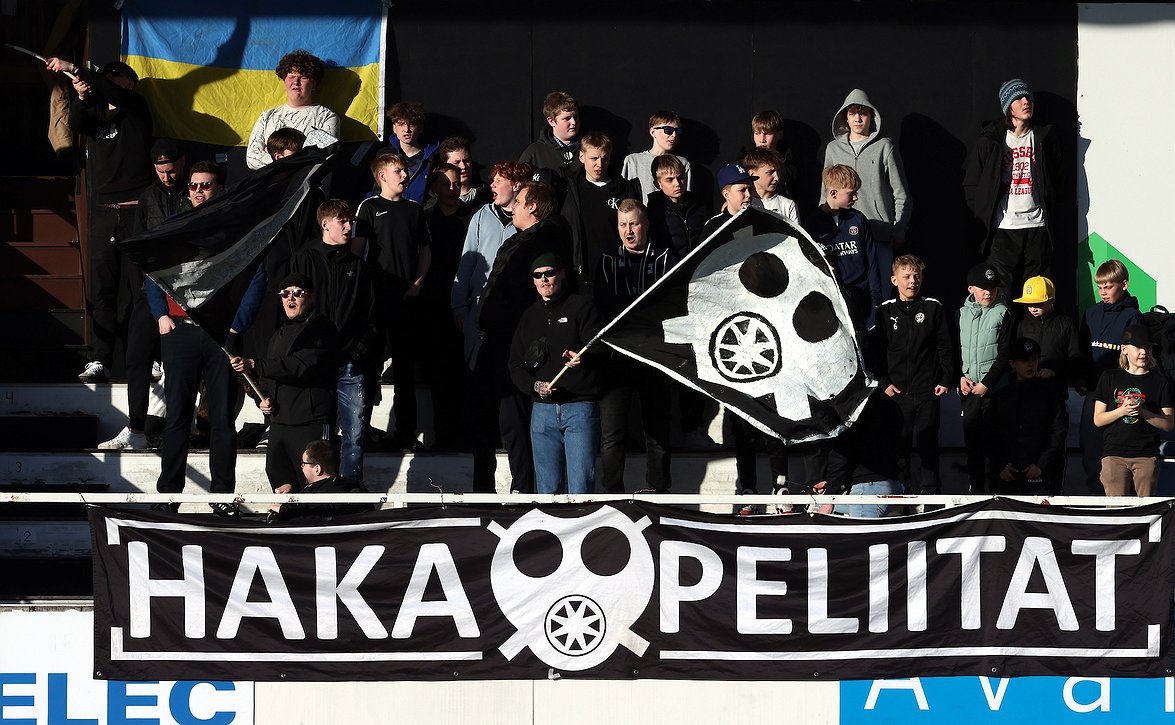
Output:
[781, 119, 825, 211]
[318, 66, 379, 143]
[1037, 91, 1081, 313]
[425, 113, 478, 146]
[898, 112, 971, 305]
[681, 116, 720, 205]
[579, 105, 634, 171]
[138, 15, 251, 146]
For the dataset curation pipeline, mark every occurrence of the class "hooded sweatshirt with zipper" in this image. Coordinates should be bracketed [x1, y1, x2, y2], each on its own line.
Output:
[822, 89, 911, 243]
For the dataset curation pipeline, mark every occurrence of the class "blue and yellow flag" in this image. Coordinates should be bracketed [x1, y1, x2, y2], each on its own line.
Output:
[121, 1, 384, 146]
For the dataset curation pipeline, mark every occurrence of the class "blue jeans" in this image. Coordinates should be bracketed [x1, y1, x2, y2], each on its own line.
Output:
[834, 479, 904, 518]
[337, 361, 366, 480]
[531, 401, 600, 494]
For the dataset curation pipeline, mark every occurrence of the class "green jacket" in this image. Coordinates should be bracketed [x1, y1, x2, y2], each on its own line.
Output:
[958, 295, 1011, 389]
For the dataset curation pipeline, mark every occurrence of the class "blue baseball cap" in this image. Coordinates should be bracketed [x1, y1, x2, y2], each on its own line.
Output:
[717, 163, 757, 190]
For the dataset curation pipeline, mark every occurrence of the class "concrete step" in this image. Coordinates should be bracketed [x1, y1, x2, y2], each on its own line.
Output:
[0, 381, 1102, 451]
[0, 449, 770, 497]
[0, 381, 733, 450]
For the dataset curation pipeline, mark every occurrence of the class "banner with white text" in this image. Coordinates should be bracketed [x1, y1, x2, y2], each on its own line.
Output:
[89, 500, 1175, 682]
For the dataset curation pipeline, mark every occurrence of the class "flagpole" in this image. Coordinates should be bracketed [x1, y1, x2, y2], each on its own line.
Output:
[7, 43, 78, 79]
[547, 343, 591, 389]
[223, 348, 265, 399]
[547, 212, 752, 390]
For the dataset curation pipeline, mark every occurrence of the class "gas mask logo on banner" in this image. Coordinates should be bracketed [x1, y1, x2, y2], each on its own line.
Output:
[489, 507, 655, 671]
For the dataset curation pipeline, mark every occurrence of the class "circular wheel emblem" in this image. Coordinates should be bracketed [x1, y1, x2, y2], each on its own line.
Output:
[545, 595, 606, 656]
[709, 312, 782, 382]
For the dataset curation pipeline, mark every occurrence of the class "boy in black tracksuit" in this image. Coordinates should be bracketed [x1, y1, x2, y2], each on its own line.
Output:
[870, 255, 953, 495]
[985, 337, 1068, 495]
[232, 272, 339, 492]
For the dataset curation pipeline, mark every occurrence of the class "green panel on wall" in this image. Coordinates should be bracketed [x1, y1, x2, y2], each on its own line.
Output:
[1077, 232, 1157, 314]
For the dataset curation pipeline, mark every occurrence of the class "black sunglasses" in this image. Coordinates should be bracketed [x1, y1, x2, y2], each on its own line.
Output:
[532, 269, 560, 280]
[187, 181, 215, 190]
[279, 288, 308, 299]
[652, 126, 681, 136]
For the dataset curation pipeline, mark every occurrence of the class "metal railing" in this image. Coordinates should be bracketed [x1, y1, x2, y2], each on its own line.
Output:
[1, 492, 1166, 509]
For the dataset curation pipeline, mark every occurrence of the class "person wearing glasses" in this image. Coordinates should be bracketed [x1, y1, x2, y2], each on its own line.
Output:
[267, 439, 370, 522]
[231, 273, 338, 494]
[621, 110, 693, 204]
[509, 251, 602, 494]
[472, 180, 572, 493]
[288, 199, 380, 481]
[147, 162, 266, 516]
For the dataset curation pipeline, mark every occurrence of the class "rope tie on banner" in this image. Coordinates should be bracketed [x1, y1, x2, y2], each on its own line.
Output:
[429, 480, 445, 509]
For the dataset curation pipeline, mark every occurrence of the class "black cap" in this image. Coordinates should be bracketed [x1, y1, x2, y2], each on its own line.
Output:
[1122, 324, 1155, 348]
[531, 250, 566, 272]
[1009, 336, 1042, 361]
[150, 138, 182, 164]
[99, 61, 138, 84]
[967, 262, 1002, 289]
[278, 272, 314, 293]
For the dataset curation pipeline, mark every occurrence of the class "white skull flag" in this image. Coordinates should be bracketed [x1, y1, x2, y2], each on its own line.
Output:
[598, 206, 874, 443]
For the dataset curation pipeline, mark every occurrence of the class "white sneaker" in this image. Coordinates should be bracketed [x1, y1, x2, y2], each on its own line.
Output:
[151, 361, 163, 381]
[78, 361, 108, 382]
[98, 427, 148, 450]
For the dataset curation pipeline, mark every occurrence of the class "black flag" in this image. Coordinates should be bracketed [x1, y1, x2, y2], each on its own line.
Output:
[117, 150, 330, 342]
[599, 206, 874, 443]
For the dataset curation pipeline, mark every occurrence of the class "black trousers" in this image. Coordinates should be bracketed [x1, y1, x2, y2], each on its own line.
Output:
[421, 305, 465, 447]
[124, 291, 159, 431]
[731, 416, 788, 494]
[1080, 392, 1106, 495]
[961, 392, 993, 493]
[598, 358, 672, 492]
[266, 421, 332, 492]
[470, 333, 533, 493]
[987, 225, 1051, 298]
[157, 322, 237, 494]
[87, 205, 137, 366]
[893, 392, 943, 495]
[388, 300, 420, 441]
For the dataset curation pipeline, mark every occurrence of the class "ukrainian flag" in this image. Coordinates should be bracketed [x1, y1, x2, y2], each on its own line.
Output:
[121, 1, 385, 146]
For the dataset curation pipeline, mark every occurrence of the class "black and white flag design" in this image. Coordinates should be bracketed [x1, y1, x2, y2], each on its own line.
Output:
[598, 206, 874, 443]
[117, 150, 330, 342]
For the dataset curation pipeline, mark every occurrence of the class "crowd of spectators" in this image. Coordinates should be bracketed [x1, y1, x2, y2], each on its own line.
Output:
[45, 49, 1173, 518]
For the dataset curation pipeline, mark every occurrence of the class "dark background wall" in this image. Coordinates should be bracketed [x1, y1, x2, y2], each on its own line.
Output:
[20, 0, 1079, 306]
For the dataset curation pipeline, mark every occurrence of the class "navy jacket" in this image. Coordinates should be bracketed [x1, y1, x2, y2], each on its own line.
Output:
[1082, 294, 1143, 384]
[646, 190, 710, 260]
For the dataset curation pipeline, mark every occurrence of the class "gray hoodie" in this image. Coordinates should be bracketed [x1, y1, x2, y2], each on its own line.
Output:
[822, 89, 911, 243]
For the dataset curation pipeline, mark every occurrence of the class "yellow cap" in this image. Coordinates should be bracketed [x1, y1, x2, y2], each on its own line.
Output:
[1013, 275, 1055, 304]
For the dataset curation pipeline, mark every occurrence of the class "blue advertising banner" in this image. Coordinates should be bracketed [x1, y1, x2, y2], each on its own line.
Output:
[842, 676, 1175, 723]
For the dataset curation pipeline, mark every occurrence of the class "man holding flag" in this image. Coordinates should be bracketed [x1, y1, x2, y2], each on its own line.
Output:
[120, 147, 332, 513]
[509, 251, 602, 494]
[595, 205, 875, 448]
[141, 162, 265, 515]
